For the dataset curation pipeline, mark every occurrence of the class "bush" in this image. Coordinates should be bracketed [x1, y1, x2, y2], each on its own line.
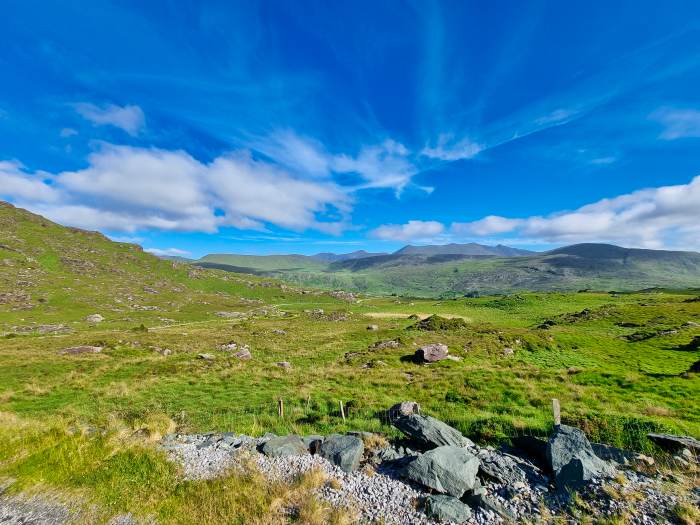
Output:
[410, 315, 467, 331]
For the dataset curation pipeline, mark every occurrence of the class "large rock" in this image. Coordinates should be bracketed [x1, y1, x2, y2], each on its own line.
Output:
[415, 343, 449, 363]
[647, 433, 700, 452]
[477, 449, 527, 485]
[261, 435, 309, 457]
[318, 434, 364, 472]
[394, 414, 473, 449]
[424, 495, 472, 523]
[403, 446, 480, 497]
[547, 425, 616, 488]
[387, 401, 421, 421]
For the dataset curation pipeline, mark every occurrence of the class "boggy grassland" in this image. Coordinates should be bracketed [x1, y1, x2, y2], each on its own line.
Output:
[0, 203, 699, 523]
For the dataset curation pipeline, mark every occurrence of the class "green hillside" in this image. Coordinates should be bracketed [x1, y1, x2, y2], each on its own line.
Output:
[198, 243, 700, 297]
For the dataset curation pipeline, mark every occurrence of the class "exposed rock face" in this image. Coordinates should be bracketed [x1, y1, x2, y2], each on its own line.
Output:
[547, 424, 616, 488]
[59, 345, 102, 355]
[387, 401, 421, 421]
[261, 435, 309, 457]
[318, 434, 364, 472]
[424, 494, 472, 523]
[647, 433, 700, 452]
[402, 446, 480, 497]
[393, 414, 473, 449]
[477, 449, 527, 485]
[415, 343, 449, 363]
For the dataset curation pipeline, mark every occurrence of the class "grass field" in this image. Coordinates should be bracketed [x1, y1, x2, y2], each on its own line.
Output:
[1, 202, 699, 523]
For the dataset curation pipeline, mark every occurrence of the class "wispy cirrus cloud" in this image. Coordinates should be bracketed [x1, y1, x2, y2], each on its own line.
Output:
[74, 102, 146, 135]
[651, 107, 700, 140]
[145, 247, 191, 257]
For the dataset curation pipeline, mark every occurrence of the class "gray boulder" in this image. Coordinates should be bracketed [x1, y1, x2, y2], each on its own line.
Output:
[647, 433, 700, 452]
[547, 425, 616, 488]
[477, 449, 527, 485]
[424, 495, 472, 523]
[302, 435, 324, 454]
[416, 343, 449, 363]
[387, 401, 421, 421]
[394, 414, 473, 449]
[402, 446, 480, 497]
[319, 434, 364, 472]
[262, 435, 309, 457]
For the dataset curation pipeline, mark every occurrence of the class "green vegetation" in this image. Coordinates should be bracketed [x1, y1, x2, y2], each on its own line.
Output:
[191, 243, 700, 297]
[1, 201, 699, 522]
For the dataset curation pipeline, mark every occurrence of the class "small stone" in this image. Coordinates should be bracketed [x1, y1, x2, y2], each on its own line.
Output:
[85, 313, 104, 323]
[198, 353, 215, 360]
[367, 324, 379, 331]
[59, 345, 103, 355]
[276, 361, 292, 369]
[233, 348, 252, 360]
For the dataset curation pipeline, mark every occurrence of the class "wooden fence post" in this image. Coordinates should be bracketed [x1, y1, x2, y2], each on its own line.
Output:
[552, 398, 561, 427]
[339, 400, 346, 422]
[278, 398, 284, 418]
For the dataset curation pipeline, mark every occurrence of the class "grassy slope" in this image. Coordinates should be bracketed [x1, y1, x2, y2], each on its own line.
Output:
[1, 202, 699, 523]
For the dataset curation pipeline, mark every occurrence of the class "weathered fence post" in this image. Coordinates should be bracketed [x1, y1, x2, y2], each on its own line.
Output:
[552, 398, 561, 427]
[339, 400, 346, 422]
[278, 398, 284, 418]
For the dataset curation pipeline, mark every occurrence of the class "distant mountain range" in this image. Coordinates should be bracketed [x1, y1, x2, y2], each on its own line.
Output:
[187, 242, 700, 296]
[3, 199, 698, 298]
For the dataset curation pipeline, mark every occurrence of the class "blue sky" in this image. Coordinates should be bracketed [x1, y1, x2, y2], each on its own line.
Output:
[2, 1, 700, 257]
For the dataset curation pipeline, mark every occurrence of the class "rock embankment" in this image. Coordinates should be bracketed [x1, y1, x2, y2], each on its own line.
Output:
[162, 406, 698, 524]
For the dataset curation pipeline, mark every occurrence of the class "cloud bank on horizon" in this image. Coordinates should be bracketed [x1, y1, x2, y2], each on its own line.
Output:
[2, 1, 700, 255]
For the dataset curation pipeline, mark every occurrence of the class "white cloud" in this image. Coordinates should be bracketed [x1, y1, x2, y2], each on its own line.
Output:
[651, 107, 700, 140]
[145, 247, 191, 257]
[421, 134, 483, 161]
[534, 108, 579, 126]
[452, 176, 700, 249]
[370, 220, 445, 241]
[256, 132, 420, 194]
[0, 144, 349, 234]
[60, 128, 78, 138]
[74, 103, 145, 135]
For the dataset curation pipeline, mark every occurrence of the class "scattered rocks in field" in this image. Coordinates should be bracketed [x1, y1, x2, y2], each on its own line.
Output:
[197, 353, 215, 360]
[424, 494, 472, 523]
[59, 345, 103, 355]
[329, 290, 358, 302]
[647, 433, 700, 452]
[394, 414, 473, 449]
[262, 435, 309, 457]
[319, 434, 364, 473]
[367, 324, 379, 331]
[0, 494, 73, 525]
[415, 343, 449, 363]
[371, 339, 401, 350]
[215, 311, 246, 318]
[387, 401, 421, 421]
[547, 424, 616, 489]
[84, 313, 104, 323]
[276, 361, 292, 369]
[402, 445, 480, 497]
